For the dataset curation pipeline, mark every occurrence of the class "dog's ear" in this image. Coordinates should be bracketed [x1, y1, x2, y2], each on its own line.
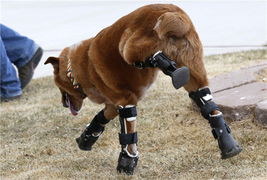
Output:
[45, 57, 59, 73]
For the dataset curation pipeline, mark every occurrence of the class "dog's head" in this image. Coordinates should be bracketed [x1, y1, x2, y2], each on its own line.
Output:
[44, 49, 85, 116]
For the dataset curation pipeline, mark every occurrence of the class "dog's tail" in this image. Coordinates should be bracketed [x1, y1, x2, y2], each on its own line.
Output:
[154, 11, 192, 40]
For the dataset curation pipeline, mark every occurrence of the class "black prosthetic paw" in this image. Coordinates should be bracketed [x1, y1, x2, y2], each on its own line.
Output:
[76, 110, 109, 151]
[76, 131, 101, 151]
[210, 114, 242, 159]
[171, 66, 190, 89]
[133, 51, 189, 89]
[189, 87, 242, 159]
[117, 150, 139, 175]
[152, 51, 189, 89]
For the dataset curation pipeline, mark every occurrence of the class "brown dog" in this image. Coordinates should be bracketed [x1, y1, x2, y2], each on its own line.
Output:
[45, 4, 241, 175]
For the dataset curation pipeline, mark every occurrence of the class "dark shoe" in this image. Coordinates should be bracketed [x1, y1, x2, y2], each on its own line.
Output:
[0, 94, 21, 102]
[18, 47, 43, 89]
[76, 134, 99, 151]
[209, 114, 242, 159]
[218, 132, 242, 159]
[117, 150, 139, 175]
[76, 118, 105, 151]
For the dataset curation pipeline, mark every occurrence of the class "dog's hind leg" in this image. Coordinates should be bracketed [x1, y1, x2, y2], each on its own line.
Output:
[116, 105, 139, 175]
[183, 59, 242, 159]
[76, 104, 117, 151]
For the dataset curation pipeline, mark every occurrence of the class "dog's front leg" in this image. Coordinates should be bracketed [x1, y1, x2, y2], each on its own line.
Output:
[76, 104, 117, 151]
[183, 58, 242, 159]
[117, 105, 139, 175]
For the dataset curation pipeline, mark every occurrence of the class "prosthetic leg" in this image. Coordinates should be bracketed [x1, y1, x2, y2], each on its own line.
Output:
[117, 105, 139, 175]
[189, 87, 242, 159]
[133, 51, 190, 89]
[134, 50, 241, 159]
[76, 110, 110, 151]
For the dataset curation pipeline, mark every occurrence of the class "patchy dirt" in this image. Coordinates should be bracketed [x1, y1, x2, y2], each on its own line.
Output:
[1, 50, 267, 180]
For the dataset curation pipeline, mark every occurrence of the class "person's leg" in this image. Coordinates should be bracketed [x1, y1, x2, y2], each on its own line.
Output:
[0, 24, 37, 67]
[0, 24, 43, 89]
[0, 36, 22, 101]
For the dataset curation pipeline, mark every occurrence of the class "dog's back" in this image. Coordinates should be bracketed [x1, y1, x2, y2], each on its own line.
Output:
[45, 4, 241, 174]
[84, 4, 200, 105]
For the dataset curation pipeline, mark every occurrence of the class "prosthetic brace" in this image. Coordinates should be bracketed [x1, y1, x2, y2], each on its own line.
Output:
[117, 105, 139, 175]
[133, 51, 190, 89]
[189, 87, 242, 159]
[76, 110, 110, 151]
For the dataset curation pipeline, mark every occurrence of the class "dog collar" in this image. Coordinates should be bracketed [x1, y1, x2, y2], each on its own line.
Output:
[66, 58, 87, 98]
[67, 58, 80, 89]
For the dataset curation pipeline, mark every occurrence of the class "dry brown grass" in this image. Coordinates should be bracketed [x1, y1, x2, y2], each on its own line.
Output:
[257, 68, 267, 83]
[1, 50, 267, 180]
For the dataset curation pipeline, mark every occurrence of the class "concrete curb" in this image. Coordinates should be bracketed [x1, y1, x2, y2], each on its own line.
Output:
[209, 62, 267, 126]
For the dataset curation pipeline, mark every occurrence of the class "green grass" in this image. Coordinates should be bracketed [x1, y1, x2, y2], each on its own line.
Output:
[1, 49, 267, 180]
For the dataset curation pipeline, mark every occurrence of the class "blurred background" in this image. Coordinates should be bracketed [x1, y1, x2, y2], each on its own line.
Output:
[1, 0, 266, 78]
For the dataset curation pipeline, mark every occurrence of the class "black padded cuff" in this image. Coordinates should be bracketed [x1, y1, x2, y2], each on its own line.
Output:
[97, 110, 110, 124]
[209, 114, 227, 128]
[87, 110, 109, 133]
[119, 106, 137, 118]
[119, 132, 138, 145]
[89, 118, 104, 133]
[209, 114, 231, 139]
[153, 51, 177, 76]
[201, 101, 219, 119]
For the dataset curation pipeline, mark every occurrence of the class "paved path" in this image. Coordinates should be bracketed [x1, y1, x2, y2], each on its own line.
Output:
[210, 62, 267, 125]
[2, 1, 266, 78]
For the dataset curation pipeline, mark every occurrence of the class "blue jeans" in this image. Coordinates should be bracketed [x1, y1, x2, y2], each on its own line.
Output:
[0, 24, 38, 99]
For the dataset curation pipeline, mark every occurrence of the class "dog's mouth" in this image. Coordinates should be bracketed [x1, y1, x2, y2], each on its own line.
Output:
[64, 93, 79, 116]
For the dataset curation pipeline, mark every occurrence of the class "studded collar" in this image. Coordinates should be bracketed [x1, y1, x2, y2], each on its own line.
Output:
[66, 58, 87, 98]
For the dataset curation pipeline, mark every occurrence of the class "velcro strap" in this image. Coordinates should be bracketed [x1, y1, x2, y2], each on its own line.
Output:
[119, 132, 138, 145]
[201, 101, 219, 119]
[198, 88, 211, 97]
[119, 106, 137, 118]
[97, 110, 110, 124]
[189, 88, 212, 107]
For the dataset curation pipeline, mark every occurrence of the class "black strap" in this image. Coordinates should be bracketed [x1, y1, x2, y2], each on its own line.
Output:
[189, 88, 212, 107]
[119, 132, 138, 145]
[133, 58, 155, 69]
[132, 51, 177, 77]
[119, 106, 137, 118]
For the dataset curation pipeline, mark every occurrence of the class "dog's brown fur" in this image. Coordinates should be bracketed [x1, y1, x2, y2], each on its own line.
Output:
[45, 4, 208, 118]
[45, 3, 210, 173]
